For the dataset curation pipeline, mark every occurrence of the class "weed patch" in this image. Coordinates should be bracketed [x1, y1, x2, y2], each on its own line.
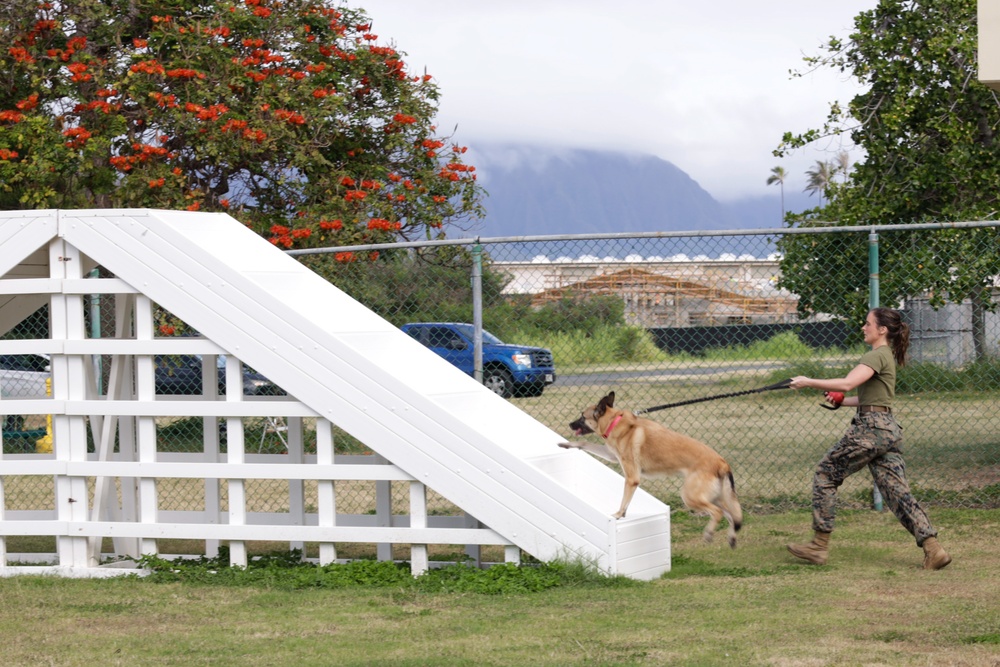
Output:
[135, 549, 637, 595]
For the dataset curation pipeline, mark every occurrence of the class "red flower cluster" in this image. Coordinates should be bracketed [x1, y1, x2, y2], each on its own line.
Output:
[0, 149, 19, 160]
[166, 68, 206, 80]
[74, 89, 121, 114]
[67, 62, 92, 83]
[151, 92, 179, 108]
[344, 190, 367, 203]
[203, 26, 232, 39]
[131, 60, 166, 76]
[46, 35, 88, 65]
[109, 143, 173, 172]
[221, 119, 248, 133]
[243, 128, 267, 143]
[268, 224, 311, 248]
[186, 102, 229, 121]
[16, 94, 39, 111]
[274, 109, 306, 124]
[438, 162, 476, 182]
[63, 126, 92, 149]
[420, 138, 445, 158]
[367, 218, 401, 232]
[9, 47, 35, 63]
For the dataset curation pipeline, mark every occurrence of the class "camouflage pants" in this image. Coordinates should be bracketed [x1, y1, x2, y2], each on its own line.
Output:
[811, 412, 937, 546]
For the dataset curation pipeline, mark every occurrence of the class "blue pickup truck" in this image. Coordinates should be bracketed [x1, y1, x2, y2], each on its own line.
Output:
[401, 322, 556, 398]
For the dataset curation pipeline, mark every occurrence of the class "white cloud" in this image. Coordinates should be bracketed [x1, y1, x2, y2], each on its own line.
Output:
[353, 0, 877, 201]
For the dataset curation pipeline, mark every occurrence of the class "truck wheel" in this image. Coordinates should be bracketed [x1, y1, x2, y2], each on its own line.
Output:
[483, 368, 514, 398]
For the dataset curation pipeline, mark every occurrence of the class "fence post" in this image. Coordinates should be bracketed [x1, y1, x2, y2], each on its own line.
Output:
[869, 229, 885, 512]
[471, 240, 484, 383]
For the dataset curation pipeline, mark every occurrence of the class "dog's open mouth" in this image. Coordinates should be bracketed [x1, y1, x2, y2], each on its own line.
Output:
[569, 416, 594, 437]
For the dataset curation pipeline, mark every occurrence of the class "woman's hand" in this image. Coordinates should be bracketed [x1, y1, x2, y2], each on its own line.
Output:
[789, 376, 811, 390]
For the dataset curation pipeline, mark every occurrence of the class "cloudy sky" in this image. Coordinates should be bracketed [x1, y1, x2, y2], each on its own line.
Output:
[350, 0, 879, 202]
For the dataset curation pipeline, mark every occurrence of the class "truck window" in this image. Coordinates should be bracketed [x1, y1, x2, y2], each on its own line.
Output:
[428, 327, 464, 349]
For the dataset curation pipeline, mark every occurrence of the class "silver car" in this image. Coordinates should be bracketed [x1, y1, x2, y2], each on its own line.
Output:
[1, 353, 51, 432]
[1, 353, 50, 399]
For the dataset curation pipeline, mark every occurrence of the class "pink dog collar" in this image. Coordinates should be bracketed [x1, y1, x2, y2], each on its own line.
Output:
[602, 414, 622, 439]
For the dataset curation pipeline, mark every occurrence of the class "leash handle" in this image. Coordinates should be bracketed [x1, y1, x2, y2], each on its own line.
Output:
[635, 378, 793, 415]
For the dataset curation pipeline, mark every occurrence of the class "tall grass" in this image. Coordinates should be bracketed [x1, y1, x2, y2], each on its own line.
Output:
[703, 331, 819, 361]
[509, 324, 664, 365]
[514, 327, 858, 367]
[512, 326, 1000, 396]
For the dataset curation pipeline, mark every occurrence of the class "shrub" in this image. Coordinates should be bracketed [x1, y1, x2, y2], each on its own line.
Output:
[897, 362, 965, 393]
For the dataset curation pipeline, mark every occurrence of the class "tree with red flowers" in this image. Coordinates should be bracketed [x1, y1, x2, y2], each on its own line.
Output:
[0, 0, 485, 250]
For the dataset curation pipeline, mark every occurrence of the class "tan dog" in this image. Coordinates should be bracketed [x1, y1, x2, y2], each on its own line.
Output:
[562, 391, 743, 547]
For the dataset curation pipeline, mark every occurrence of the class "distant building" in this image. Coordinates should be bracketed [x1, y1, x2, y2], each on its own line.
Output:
[904, 291, 1000, 364]
[494, 257, 799, 328]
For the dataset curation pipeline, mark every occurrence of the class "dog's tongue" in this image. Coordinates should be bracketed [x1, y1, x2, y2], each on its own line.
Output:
[574, 428, 585, 436]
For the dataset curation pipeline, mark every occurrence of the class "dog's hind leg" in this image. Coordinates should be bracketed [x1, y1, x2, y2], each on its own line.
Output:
[680, 473, 724, 544]
[720, 472, 744, 549]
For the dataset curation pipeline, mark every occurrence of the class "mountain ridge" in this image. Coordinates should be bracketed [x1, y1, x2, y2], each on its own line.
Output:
[463, 146, 815, 238]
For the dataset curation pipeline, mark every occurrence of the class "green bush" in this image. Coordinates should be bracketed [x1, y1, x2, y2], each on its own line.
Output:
[509, 324, 662, 365]
[704, 331, 814, 361]
[897, 362, 966, 393]
[963, 358, 1000, 391]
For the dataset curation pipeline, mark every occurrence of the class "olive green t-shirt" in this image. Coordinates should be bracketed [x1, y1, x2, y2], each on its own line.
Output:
[857, 345, 895, 408]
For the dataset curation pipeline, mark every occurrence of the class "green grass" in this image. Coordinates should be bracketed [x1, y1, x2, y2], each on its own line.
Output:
[512, 324, 666, 365]
[1, 509, 997, 666]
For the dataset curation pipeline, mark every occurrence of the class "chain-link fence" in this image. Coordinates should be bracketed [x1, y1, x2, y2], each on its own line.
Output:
[3, 222, 999, 527]
[291, 222, 1000, 513]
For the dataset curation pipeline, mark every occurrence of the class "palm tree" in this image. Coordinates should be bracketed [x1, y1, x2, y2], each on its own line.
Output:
[766, 166, 787, 221]
[804, 160, 834, 207]
[836, 150, 851, 183]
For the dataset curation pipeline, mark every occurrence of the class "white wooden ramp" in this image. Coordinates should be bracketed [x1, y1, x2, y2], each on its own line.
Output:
[0, 209, 670, 579]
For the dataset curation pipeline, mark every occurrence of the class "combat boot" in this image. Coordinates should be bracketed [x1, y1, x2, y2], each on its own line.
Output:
[787, 531, 830, 565]
[922, 537, 952, 570]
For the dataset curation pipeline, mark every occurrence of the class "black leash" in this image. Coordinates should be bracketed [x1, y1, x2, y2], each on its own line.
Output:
[633, 378, 793, 415]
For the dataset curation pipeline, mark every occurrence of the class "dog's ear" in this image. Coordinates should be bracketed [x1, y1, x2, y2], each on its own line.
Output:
[596, 391, 615, 417]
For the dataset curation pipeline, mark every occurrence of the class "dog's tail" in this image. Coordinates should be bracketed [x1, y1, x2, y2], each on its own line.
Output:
[720, 467, 743, 534]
